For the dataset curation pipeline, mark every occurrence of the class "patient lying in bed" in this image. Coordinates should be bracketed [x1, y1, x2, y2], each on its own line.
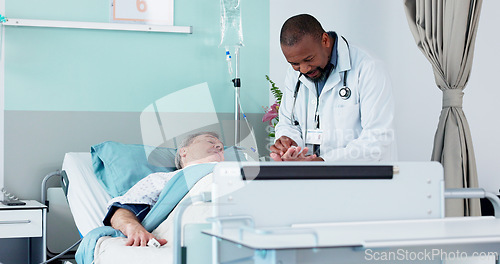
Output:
[102, 132, 224, 247]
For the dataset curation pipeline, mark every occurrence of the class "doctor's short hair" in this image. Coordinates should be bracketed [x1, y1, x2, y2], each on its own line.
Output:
[174, 131, 222, 170]
[280, 14, 325, 46]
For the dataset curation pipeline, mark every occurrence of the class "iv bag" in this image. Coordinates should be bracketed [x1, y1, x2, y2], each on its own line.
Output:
[220, 0, 243, 47]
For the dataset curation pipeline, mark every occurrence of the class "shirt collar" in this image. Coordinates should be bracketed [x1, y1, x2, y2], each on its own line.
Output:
[328, 31, 339, 69]
[314, 31, 338, 84]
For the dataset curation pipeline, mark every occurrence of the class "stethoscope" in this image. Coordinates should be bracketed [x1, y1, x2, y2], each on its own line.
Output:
[290, 37, 351, 126]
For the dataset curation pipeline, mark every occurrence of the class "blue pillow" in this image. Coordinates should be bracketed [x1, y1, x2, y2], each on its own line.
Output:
[91, 141, 176, 198]
[91, 141, 247, 198]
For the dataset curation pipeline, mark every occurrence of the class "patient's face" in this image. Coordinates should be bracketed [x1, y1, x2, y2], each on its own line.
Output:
[182, 134, 225, 167]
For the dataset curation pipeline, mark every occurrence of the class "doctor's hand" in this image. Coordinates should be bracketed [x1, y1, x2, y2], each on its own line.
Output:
[270, 146, 318, 161]
[270, 136, 297, 156]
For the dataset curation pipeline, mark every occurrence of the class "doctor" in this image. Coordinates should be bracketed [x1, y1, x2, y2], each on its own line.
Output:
[270, 14, 396, 162]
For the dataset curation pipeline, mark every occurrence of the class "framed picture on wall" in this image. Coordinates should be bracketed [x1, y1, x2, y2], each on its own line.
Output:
[110, 0, 174, 25]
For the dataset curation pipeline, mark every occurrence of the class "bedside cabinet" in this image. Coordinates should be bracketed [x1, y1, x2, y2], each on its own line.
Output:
[0, 200, 47, 264]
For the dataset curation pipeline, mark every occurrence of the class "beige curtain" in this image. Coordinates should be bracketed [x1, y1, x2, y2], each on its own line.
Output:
[404, 0, 483, 216]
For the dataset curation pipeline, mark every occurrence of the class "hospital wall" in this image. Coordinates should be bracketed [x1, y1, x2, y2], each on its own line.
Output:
[1, 0, 270, 200]
[269, 0, 500, 194]
[2, 1, 500, 199]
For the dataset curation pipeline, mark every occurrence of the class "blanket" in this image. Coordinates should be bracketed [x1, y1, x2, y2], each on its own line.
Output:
[75, 163, 217, 264]
[92, 173, 214, 263]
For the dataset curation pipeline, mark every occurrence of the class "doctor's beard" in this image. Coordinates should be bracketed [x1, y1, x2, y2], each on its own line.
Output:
[304, 63, 333, 83]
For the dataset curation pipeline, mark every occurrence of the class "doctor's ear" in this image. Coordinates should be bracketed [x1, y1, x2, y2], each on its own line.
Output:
[321, 32, 331, 47]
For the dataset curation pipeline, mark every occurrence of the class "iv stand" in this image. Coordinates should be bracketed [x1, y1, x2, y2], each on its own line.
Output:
[232, 47, 241, 147]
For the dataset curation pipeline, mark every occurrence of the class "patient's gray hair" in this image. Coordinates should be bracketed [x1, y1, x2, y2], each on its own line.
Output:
[174, 132, 221, 169]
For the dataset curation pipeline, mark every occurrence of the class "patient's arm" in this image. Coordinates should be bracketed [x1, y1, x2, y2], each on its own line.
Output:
[110, 208, 168, 247]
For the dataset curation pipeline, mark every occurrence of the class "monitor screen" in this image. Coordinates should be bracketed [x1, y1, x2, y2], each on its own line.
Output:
[240, 165, 394, 181]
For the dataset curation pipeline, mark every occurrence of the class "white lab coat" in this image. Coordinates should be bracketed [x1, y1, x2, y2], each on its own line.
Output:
[275, 36, 397, 161]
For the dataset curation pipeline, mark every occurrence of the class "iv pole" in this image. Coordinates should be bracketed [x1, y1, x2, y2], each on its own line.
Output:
[232, 47, 241, 147]
[220, 0, 243, 147]
[221, 1, 259, 160]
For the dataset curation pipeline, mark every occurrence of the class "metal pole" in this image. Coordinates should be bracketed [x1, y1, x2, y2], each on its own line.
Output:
[234, 47, 241, 146]
[445, 188, 500, 218]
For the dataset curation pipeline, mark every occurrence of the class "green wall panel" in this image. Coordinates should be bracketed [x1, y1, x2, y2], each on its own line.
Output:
[4, 0, 269, 113]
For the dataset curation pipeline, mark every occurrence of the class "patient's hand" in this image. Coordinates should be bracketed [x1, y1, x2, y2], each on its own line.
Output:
[270, 136, 297, 156]
[122, 221, 167, 247]
[111, 208, 168, 247]
[270, 146, 320, 161]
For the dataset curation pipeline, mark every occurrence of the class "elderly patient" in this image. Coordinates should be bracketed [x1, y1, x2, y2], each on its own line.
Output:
[102, 132, 224, 247]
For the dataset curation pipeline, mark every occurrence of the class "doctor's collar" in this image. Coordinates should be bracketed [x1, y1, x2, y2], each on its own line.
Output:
[327, 31, 339, 70]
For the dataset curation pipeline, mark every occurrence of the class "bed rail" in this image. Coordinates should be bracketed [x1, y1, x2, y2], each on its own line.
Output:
[445, 188, 500, 218]
[173, 192, 212, 264]
[41, 169, 78, 261]
[41, 170, 62, 210]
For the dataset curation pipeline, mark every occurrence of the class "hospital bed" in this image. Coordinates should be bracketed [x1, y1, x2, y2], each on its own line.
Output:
[50, 143, 500, 264]
[47, 141, 246, 264]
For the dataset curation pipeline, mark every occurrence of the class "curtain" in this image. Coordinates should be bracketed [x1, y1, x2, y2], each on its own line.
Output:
[404, 0, 483, 216]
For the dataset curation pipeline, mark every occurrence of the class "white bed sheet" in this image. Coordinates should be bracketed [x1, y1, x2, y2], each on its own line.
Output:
[62, 152, 112, 236]
[93, 174, 214, 264]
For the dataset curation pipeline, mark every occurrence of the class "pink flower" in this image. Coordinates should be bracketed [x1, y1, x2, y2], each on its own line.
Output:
[262, 102, 279, 125]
